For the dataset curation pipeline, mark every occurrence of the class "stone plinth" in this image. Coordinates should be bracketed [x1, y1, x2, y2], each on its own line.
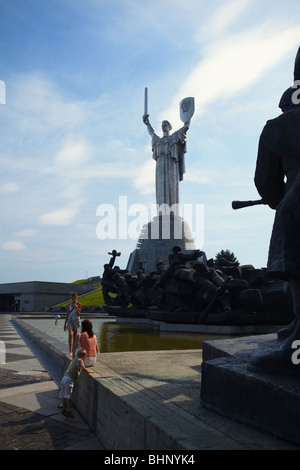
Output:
[200, 333, 300, 445]
[127, 214, 197, 274]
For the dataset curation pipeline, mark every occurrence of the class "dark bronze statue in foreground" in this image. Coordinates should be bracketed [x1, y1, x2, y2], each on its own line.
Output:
[248, 46, 300, 375]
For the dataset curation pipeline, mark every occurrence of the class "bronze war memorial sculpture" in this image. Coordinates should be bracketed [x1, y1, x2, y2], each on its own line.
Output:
[245, 46, 300, 375]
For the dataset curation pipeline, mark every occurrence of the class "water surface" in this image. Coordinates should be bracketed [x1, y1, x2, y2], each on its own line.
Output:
[24, 318, 225, 353]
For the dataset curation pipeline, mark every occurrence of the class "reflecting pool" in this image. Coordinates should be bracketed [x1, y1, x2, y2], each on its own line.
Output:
[24, 318, 227, 353]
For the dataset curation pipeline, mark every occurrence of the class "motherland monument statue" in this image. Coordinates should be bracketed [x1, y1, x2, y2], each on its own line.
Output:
[126, 90, 200, 273]
[247, 46, 300, 375]
[142, 89, 194, 215]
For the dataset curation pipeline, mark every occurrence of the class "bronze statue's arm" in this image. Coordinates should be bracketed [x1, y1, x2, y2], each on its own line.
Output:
[182, 119, 191, 133]
[143, 114, 156, 137]
[177, 119, 191, 142]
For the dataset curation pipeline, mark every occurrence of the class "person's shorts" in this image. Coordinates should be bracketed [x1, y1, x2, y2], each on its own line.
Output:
[66, 317, 80, 331]
[59, 375, 74, 399]
[84, 356, 97, 367]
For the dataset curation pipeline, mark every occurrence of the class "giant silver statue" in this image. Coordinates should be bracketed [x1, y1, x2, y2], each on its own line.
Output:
[143, 90, 194, 214]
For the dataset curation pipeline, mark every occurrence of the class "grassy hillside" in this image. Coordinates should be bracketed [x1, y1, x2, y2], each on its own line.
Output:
[57, 282, 106, 307]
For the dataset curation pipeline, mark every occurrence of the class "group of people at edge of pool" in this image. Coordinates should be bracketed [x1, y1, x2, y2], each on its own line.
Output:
[59, 291, 98, 418]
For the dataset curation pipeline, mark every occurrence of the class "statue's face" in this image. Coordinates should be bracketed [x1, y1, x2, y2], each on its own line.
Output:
[162, 121, 171, 132]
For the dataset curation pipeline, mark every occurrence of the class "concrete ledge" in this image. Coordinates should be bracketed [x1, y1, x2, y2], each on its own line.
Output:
[74, 368, 201, 450]
[201, 333, 300, 445]
[202, 333, 277, 361]
[12, 317, 68, 384]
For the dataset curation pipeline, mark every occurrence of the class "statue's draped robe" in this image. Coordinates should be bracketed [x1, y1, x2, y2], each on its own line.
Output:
[255, 106, 300, 280]
[150, 126, 187, 212]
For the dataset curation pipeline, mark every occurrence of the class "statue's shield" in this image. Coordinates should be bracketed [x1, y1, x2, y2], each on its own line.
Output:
[180, 97, 195, 122]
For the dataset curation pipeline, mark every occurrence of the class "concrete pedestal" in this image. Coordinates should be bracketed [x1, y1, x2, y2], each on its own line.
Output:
[201, 333, 300, 446]
[127, 214, 199, 274]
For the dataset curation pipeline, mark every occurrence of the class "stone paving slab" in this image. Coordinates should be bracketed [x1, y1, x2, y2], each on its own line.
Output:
[0, 368, 50, 389]
[0, 401, 95, 450]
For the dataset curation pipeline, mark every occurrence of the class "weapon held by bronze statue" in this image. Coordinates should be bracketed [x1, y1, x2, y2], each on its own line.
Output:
[231, 199, 267, 210]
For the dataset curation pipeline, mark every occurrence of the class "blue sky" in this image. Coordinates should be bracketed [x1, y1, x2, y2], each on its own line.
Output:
[0, 0, 300, 284]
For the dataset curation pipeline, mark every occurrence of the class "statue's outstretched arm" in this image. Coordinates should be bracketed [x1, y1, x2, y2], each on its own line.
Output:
[143, 114, 156, 137]
[182, 119, 191, 133]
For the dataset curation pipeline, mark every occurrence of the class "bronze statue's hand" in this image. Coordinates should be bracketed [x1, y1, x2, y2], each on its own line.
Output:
[143, 114, 149, 124]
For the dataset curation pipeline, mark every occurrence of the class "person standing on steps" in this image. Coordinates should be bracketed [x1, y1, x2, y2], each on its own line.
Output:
[64, 292, 81, 357]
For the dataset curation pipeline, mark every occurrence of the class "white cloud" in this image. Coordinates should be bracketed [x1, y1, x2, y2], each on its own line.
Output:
[199, 0, 251, 36]
[2, 241, 26, 250]
[14, 229, 38, 237]
[9, 73, 88, 133]
[162, 22, 300, 127]
[132, 160, 155, 195]
[0, 182, 19, 193]
[185, 169, 211, 184]
[54, 140, 91, 167]
[39, 204, 80, 226]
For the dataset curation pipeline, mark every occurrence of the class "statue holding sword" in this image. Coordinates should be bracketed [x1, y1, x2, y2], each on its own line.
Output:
[143, 88, 194, 214]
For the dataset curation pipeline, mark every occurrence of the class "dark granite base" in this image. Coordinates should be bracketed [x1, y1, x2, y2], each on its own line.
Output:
[201, 334, 300, 445]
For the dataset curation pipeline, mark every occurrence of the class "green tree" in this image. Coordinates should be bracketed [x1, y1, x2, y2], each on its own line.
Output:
[214, 249, 239, 265]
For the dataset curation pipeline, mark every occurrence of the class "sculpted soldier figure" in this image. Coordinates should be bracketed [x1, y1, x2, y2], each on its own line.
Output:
[101, 250, 121, 306]
[168, 245, 202, 271]
[142, 92, 194, 214]
[248, 47, 300, 374]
